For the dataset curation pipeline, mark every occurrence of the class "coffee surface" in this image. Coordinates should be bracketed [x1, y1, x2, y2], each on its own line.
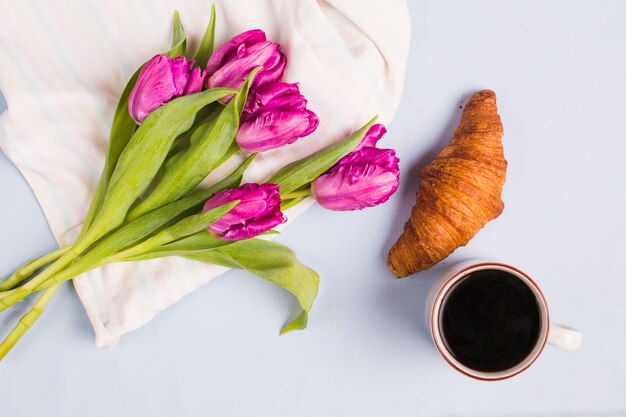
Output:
[440, 269, 541, 373]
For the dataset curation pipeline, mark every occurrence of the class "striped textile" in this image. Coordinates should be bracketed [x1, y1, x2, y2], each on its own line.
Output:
[0, 0, 410, 347]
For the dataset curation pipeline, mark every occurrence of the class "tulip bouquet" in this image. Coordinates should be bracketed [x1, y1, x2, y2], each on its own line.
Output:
[0, 7, 399, 360]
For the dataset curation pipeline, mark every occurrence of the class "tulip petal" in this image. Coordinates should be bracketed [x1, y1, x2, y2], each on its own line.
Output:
[207, 42, 279, 91]
[244, 82, 302, 114]
[207, 39, 286, 101]
[128, 54, 193, 124]
[355, 123, 387, 151]
[237, 109, 319, 152]
[222, 211, 286, 240]
[184, 65, 207, 95]
[206, 29, 267, 75]
[311, 124, 400, 211]
[238, 79, 318, 152]
[169, 56, 191, 96]
[253, 48, 286, 88]
[203, 183, 286, 240]
[312, 167, 399, 211]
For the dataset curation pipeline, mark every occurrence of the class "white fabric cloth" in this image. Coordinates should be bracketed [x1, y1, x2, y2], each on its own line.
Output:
[0, 0, 410, 347]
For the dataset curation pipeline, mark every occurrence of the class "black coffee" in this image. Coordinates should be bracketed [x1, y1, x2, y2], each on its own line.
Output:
[440, 269, 541, 372]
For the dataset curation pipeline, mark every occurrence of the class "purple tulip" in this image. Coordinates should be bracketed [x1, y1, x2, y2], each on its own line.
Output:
[206, 29, 286, 96]
[184, 66, 208, 95]
[128, 54, 207, 124]
[311, 124, 400, 211]
[236, 82, 319, 152]
[203, 183, 286, 240]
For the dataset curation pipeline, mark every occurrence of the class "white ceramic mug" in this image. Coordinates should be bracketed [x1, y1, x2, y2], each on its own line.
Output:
[425, 260, 582, 381]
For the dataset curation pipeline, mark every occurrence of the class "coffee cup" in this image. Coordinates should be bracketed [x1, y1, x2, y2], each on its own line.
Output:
[425, 260, 582, 381]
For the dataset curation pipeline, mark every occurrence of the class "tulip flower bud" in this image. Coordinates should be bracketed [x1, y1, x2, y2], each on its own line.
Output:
[311, 124, 400, 211]
[203, 183, 286, 240]
[236, 82, 319, 152]
[206, 29, 286, 95]
[128, 54, 207, 124]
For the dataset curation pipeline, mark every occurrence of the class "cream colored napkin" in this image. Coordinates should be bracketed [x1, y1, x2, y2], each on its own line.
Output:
[0, 0, 410, 347]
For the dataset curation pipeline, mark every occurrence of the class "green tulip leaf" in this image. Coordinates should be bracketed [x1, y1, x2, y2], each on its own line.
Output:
[184, 239, 319, 334]
[121, 231, 230, 262]
[168, 10, 187, 58]
[37, 202, 237, 290]
[281, 196, 309, 211]
[279, 310, 309, 335]
[217, 142, 242, 167]
[77, 66, 141, 237]
[117, 237, 319, 334]
[35, 156, 256, 291]
[153, 231, 229, 252]
[128, 72, 257, 218]
[234, 66, 259, 116]
[267, 116, 378, 195]
[193, 4, 217, 68]
[79, 87, 235, 249]
[125, 201, 237, 255]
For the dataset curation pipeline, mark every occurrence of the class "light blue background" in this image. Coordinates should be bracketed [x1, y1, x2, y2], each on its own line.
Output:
[1, 1, 626, 416]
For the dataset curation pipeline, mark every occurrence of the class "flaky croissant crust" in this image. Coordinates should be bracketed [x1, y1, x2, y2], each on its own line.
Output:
[387, 90, 507, 278]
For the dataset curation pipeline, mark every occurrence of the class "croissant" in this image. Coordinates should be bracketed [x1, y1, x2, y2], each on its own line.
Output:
[387, 90, 507, 277]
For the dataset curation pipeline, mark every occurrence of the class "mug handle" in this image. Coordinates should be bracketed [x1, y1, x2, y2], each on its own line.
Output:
[548, 322, 583, 350]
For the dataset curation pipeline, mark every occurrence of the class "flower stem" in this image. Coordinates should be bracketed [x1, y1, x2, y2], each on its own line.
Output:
[0, 246, 70, 291]
[35, 254, 106, 291]
[282, 188, 311, 200]
[0, 284, 60, 361]
[281, 196, 308, 211]
[0, 244, 83, 312]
